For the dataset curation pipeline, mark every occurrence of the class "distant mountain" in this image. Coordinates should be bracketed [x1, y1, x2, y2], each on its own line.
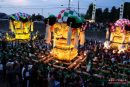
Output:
[0, 13, 9, 19]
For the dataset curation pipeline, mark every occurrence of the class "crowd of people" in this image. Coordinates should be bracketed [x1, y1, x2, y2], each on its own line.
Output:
[0, 20, 130, 87]
[0, 35, 130, 87]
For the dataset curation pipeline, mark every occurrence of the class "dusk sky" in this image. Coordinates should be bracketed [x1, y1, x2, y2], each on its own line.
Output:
[0, 0, 130, 17]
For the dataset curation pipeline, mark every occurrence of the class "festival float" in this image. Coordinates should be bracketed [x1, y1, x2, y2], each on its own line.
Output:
[104, 19, 130, 52]
[41, 8, 86, 69]
[6, 12, 34, 41]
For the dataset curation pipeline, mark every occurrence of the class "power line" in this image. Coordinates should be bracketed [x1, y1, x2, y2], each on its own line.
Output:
[0, 6, 87, 10]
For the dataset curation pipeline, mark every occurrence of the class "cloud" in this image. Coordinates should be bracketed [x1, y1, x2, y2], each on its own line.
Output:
[0, 0, 29, 6]
[0, 0, 130, 17]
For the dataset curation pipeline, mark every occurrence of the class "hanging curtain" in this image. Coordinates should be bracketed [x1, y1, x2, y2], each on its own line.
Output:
[10, 21, 15, 33]
[45, 24, 51, 44]
[74, 29, 79, 48]
[106, 27, 109, 40]
[110, 33, 113, 42]
[67, 24, 72, 45]
[53, 35, 56, 47]
[122, 33, 126, 43]
[31, 22, 33, 32]
[79, 31, 85, 46]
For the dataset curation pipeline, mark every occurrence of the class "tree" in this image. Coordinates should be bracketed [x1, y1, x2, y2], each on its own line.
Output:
[95, 8, 103, 22]
[80, 13, 85, 19]
[32, 13, 44, 21]
[32, 14, 36, 21]
[0, 13, 9, 19]
[36, 14, 42, 21]
[85, 3, 93, 19]
[102, 8, 110, 22]
[109, 6, 119, 22]
[124, 2, 130, 19]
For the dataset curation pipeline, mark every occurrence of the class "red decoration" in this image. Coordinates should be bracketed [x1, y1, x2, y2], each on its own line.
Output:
[120, 26, 125, 33]
[57, 14, 61, 19]
[110, 25, 116, 32]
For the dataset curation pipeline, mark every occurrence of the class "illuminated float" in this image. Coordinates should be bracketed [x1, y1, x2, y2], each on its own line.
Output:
[105, 19, 130, 52]
[6, 12, 34, 41]
[44, 9, 85, 61]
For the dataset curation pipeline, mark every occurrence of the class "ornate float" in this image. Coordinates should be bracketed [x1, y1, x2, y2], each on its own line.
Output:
[44, 8, 85, 61]
[6, 12, 34, 41]
[105, 19, 130, 52]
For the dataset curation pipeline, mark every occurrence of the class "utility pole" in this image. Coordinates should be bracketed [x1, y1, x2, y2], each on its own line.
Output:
[78, 0, 79, 16]
[119, 0, 124, 19]
[68, 0, 71, 9]
[92, 0, 96, 21]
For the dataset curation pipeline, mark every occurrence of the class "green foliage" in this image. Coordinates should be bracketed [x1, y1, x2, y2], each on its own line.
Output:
[85, 3, 93, 19]
[32, 13, 44, 21]
[95, 8, 103, 22]
[85, 2, 130, 22]
[102, 8, 110, 22]
[109, 6, 119, 22]
[124, 2, 130, 19]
